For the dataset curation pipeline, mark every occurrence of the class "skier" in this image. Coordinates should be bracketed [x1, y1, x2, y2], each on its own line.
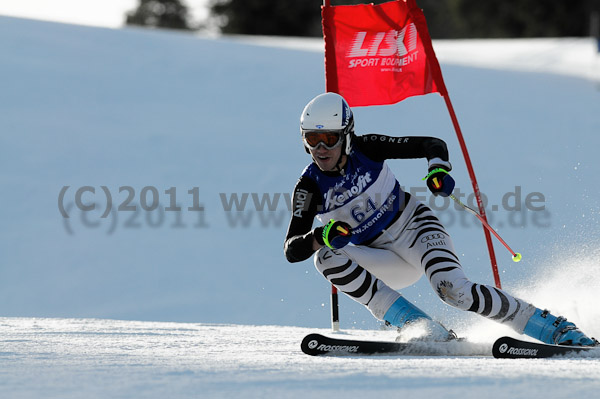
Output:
[284, 92, 597, 346]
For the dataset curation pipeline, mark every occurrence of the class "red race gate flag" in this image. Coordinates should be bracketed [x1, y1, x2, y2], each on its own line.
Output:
[322, 0, 447, 107]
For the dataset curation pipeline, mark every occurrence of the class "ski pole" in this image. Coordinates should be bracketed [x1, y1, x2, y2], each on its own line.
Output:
[450, 194, 522, 262]
[331, 285, 340, 332]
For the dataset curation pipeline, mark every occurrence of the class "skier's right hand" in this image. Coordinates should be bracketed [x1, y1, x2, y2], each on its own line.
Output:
[321, 219, 352, 249]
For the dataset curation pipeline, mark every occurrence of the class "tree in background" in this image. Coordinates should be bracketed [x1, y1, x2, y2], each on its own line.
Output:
[448, 0, 591, 38]
[126, 0, 194, 30]
[207, 0, 597, 39]
[208, 0, 323, 36]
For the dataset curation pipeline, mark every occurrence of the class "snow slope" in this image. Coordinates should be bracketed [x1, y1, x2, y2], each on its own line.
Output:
[2, 16, 600, 330]
[1, 317, 599, 399]
[1, 16, 600, 398]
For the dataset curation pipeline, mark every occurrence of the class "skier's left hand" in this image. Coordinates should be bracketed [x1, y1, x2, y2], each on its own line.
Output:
[425, 167, 455, 197]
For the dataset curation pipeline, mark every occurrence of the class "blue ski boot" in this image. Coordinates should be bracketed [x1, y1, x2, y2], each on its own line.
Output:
[384, 296, 456, 342]
[523, 308, 598, 346]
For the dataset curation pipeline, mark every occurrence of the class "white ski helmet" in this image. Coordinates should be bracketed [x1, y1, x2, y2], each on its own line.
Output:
[300, 92, 355, 155]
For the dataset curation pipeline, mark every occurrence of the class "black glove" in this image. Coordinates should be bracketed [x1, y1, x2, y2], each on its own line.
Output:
[318, 219, 352, 249]
[424, 167, 455, 197]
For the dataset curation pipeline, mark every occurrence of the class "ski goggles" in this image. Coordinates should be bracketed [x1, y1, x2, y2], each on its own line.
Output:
[302, 130, 343, 150]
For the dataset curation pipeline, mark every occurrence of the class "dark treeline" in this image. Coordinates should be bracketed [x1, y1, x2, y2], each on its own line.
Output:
[125, 0, 600, 39]
[208, 0, 599, 39]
